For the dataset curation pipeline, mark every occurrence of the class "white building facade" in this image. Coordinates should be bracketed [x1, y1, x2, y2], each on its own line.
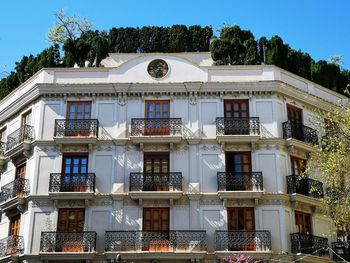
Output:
[0, 53, 343, 263]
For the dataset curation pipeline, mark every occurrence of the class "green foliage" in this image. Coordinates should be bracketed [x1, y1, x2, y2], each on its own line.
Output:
[108, 25, 213, 53]
[211, 25, 350, 96]
[0, 45, 61, 99]
[306, 103, 350, 237]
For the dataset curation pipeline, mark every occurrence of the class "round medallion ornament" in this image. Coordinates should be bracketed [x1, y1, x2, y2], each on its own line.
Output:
[147, 59, 169, 78]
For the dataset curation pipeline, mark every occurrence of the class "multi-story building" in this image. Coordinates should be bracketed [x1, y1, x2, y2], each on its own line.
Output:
[0, 52, 344, 263]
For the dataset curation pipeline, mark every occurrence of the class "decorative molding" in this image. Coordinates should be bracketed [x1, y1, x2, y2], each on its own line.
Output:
[226, 199, 255, 207]
[117, 93, 127, 106]
[62, 145, 89, 152]
[189, 92, 198, 105]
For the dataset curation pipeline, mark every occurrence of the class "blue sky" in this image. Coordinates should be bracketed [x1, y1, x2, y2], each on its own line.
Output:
[1, 0, 349, 76]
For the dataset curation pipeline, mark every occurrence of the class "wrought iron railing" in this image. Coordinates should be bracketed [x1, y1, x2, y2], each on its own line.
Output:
[286, 175, 324, 198]
[54, 119, 99, 138]
[40, 232, 97, 253]
[217, 172, 263, 191]
[0, 235, 24, 258]
[290, 233, 329, 256]
[332, 241, 350, 261]
[129, 172, 182, 191]
[0, 142, 5, 155]
[105, 230, 206, 252]
[49, 173, 96, 193]
[216, 117, 260, 136]
[5, 125, 34, 152]
[282, 121, 318, 145]
[216, 230, 271, 251]
[0, 178, 30, 204]
[131, 118, 182, 136]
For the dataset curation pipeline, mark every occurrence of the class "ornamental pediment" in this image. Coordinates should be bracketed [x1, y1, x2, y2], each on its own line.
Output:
[108, 54, 208, 83]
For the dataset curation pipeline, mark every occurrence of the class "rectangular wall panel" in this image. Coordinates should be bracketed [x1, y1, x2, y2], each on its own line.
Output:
[91, 210, 111, 252]
[201, 209, 222, 251]
[262, 209, 281, 251]
[201, 154, 219, 192]
[97, 102, 116, 138]
[257, 153, 277, 192]
[36, 156, 56, 195]
[95, 155, 113, 193]
[42, 103, 61, 139]
[256, 101, 274, 137]
[200, 102, 217, 138]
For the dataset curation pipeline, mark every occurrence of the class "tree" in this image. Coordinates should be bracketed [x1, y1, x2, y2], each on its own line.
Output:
[48, 9, 92, 44]
[306, 97, 350, 240]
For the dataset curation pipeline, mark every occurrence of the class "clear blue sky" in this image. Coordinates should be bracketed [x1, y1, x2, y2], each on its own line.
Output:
[1, 0, 349, 76]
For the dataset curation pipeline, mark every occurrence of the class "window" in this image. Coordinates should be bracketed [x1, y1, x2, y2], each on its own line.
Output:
[57, 208, 85, 232]
[145, 100, 169, 119]
[290, 156, 306, 176]
[67, 102, 91, 120]
[225, 152, 252, 190]
[227, 207, 255, 251]
[144, 100, 170, 135]
[62, 155, 88, 192]
[143, 153, 169, 191]
[224, 100, 249, 118]
[143, 207, 169, 251]
[143, 207, 169, 231]
[287, 104, 302, 124]
[228, 207, 255, 231]
[21, 110, 32, 126]
[15, 162, 26, 197]
[9, 214, 21, 236]
[295, 211, 312, 234]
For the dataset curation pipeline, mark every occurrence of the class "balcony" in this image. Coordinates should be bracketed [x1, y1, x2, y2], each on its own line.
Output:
[332, 241, 350, 261]
[216, 117, 260, 143]
[40, 231, 97, 259]
[0, 235, 24, 258]
[217, 172, 264, 201]
[5, 125, 34, 157]
[286, 175, 324, 199]
[53, 119, 99, 146]
[216, 230, 271, 252]
[105, 230, 206, 253]
[282, 121, 318, 151]
[48, 173, 95, 200]
[0, 178, 30, 212]
[129, 172, 183, 204]
[290, 233, 329, 257]
[130, 118, 182, 145]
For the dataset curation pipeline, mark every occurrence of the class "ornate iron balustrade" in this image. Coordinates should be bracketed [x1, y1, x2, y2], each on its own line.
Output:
[105, 230, 207, 252]
[290, 233, 329, 257]
[216, 230, 271, 251]
[332, 241, 350, 261]
[40, 232, 97, 253]
[131, 118, 182, 136]
[49, 173, 96, 193]
[216, 117, 260, 136]
[282, 121, 318, 145]
[129, 172, 182, 191]
[5, 125, 34, 152]
[0, 178, 30, 204]
[217, 172, 263, 191]
[0, 235, 24, 258]
[54, 119, 99, 138]
[0, 142, 5, 155]
[286, 175, 324, 198]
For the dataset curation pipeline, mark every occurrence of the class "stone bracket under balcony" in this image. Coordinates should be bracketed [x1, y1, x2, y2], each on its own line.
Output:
[290, 194, 323, 210]
[129, 191, 183, 206]
[218, 191, 264, 207]
[286, 138, 318, 154]
[0, 197, 27, 215]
